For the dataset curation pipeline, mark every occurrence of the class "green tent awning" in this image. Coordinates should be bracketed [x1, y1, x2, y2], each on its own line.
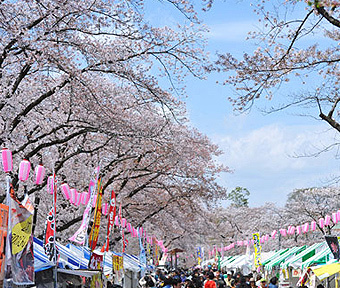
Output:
[281, 242, 326, 270]
[265, 246, 306, 270]
[262, 249, 289, 266]
[221, 255, 239, 268]
[301, 245, 332, 269]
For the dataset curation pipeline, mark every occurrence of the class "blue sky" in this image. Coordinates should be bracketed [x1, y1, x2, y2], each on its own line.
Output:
[146, 1, 340, 206]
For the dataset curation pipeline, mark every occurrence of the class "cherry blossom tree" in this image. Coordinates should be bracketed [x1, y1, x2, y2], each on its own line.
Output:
[0, 0, 228, 253]
[214, 0, 340, 134]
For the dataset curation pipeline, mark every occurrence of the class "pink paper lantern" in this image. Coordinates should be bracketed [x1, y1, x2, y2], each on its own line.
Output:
[244, 240, 249, 246]
[35, 164, 45, 185]
[301, 223, 309, 233]
[19, 159, 31, 181]
[139, 227, 143, 236]
[296, 226, 301, 235]
[102, 203, 108, 215]
[319, 218, 325, 228]
[332, 213, 338, 224]
[311, 221, 316, 231]
[325, 215, 331, 226]
[121, 218, 127, 228]
[271, 230, 277, 239]
[60, 183, 71, 200]
[133, 228, 137, 237]
[126, 222, 132, 232]
[81, 192, 89, 205]
[337, 211, 340, 222]
[70, 188, 77, 205]
[290, 226, 295, 235]
[1, 148, 12, 173]
[114, 216, 119, 226]
[76, 192, 82, 206]
[47, 175, 54, 195]
[280, 229, 287, 237]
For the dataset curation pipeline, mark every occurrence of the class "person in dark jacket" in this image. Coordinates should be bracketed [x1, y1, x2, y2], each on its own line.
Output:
[215, 271, 226, 288]
[236, 277, 250, 288]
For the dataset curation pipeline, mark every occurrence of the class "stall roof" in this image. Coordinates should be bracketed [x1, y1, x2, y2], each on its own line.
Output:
[301, 245, 332, 269]
[262, 249, 289, 266]
[281, 242, 326, 270]
[221, 255, 240, 269]
[265, 246, 306, 270]
[226, 255, 247, 270]
[310, 263, 340, 281]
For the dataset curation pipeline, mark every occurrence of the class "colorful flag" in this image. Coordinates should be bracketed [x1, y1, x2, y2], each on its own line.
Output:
[197, 247, 202, 266]
[325, 235, 340, 260]
[101, 190, 116, 252]
[43, 207, 57, 261]
[0, 204, 8, 282]
[69, 167, 100, 244]
[112, 254, 124, 272]
[89, 251, 103, 270]
[252, 233, 262, 268]
[44, 174, 58, 263]
[138, 229, 147, 277]
[5, 185, 34, 285]
[89, 179, 103, 251]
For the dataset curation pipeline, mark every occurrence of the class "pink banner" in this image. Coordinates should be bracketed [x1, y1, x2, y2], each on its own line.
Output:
[69, 167, 100, 244]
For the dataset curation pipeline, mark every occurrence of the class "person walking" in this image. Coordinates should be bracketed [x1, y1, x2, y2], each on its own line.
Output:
[204, 272, 217, 288]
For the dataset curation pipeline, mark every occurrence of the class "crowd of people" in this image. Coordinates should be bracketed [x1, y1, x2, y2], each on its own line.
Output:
[138, 266, 279, 288]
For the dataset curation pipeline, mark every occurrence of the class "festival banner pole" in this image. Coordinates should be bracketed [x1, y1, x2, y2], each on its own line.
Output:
[53, 172, 58, 288]
[4, 175, 11, 287]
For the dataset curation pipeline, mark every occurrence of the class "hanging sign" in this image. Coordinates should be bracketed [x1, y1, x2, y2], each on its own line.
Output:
[112, 255, 124, 272]
[252, 233, 262, 268]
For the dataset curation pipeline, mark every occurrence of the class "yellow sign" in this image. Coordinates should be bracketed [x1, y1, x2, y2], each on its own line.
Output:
[112, 255, 124, 272]
[12, 215, 33, 255]
[252, 233, 262, 268]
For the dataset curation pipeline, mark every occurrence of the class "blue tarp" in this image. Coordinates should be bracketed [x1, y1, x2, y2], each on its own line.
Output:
[34, 238, 144, 274]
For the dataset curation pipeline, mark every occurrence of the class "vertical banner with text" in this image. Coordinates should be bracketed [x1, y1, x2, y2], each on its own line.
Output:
[6, 186, 34, 285]
[89, 179, 103, 251]
[252, 233, 262, 268]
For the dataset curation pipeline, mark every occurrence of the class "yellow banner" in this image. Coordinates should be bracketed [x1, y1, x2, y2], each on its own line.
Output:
[12, 215, 33, 255]
[252, 233, 262, 268]
[112, 255, 124, 272]
[89, 180, 102, 251]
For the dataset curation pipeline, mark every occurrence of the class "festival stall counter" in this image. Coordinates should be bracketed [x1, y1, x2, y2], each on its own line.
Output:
[67, 242, 145, 288]
[278, 242, 327, 288]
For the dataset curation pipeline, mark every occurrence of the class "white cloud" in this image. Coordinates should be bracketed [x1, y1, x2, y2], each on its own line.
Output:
[214, 122, 340, 206]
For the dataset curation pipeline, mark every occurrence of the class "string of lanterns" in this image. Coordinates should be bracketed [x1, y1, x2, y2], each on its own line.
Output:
[1, 148, 168, 251]
[208, 213, 340, 258]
